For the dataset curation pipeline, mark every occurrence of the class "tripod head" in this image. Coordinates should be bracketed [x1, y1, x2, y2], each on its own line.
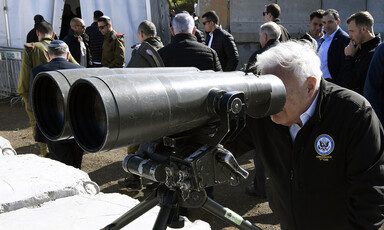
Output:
[123, 91, 250, 203]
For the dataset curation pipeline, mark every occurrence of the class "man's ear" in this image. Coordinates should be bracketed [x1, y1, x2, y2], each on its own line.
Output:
[337, 18, 341, 26]
[66, 52, 70, 61]
[306, 76, 318, 97]
[192, 26, 196, 35]
[361, 25, 367, 33]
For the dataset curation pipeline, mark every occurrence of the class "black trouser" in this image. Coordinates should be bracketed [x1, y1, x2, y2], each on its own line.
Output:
[48, 141, 84, 169]
[251, 149, 266, 196]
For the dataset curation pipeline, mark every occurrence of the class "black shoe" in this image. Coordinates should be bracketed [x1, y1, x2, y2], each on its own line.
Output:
[118, 176, 142, 189]
[245, 186, 266, 198]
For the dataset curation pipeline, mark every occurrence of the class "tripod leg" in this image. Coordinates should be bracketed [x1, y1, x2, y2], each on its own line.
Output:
[153, 187, 184, 230]
[153, 203, 173, 230]
[102, 194, 158, 230]
[202, 197, 262, 230]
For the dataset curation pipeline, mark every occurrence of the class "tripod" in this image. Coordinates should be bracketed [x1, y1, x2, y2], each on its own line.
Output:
[102, 91, 262, 230]
[102, 184, 261, 230]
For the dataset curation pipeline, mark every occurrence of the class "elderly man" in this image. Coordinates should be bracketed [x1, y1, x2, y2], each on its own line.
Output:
[227, 40, 384, 229]
[97, 16, 125, 68]
[158, 12, 222, 71]
[63, 17, 92, 67]
[246, 21, 280, 74]
[30, 40, 84, 168]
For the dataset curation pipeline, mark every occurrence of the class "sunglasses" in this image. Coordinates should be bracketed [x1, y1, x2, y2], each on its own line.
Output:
[98, 25, 107, 30]
[263, 12, 268, 16]
[202, 20, 211, 25]
[77, 25, 86, 29]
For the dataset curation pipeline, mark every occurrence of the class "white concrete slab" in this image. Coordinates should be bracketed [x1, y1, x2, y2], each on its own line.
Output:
[0, 193, 210, 230]
[0, 154, 94, 213]
[0, 154, 210, 229]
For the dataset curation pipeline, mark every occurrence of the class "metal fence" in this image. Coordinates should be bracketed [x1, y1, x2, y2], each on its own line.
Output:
[0, 47, 23, 100]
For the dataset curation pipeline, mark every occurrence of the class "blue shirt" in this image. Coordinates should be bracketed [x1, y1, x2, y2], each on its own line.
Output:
[318, 28, 340, 79]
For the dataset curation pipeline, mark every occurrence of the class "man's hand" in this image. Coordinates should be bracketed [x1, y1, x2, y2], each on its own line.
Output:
[345, 40, 360, 57]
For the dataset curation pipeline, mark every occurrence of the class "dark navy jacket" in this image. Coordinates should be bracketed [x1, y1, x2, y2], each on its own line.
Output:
[326, 28, 350, 82]
[364, 42, 384, 124]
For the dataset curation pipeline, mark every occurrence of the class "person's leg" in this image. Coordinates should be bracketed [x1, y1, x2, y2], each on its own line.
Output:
[22, 95, 48, 156]
[246, 149, 266, 197]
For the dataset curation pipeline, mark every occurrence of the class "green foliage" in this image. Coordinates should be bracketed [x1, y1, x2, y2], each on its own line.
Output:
[168, 0, 197, 14]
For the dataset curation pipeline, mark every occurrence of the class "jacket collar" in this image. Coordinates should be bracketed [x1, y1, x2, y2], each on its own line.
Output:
[273, 18, 281, 25]
[310, 78, 334, 125]
[360, 35, 381, 51]
[264, 39, 279, 48]
[173, 33, 197, 43]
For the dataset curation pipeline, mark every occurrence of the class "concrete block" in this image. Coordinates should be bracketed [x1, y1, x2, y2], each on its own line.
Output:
[0, 193, 211, 230]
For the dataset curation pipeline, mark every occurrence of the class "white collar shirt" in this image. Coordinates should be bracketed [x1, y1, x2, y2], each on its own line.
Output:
[208, 32, 213, 48]
[289, 92, 319, 142]
[318, 27, 339, 79]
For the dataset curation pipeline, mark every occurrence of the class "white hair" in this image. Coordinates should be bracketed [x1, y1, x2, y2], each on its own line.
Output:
[172, 13, 194, 34]
[256, 40, 322, 88]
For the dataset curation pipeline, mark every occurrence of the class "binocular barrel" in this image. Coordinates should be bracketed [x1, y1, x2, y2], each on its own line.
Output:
[67, 71, 285, 153]
[31, 67, 200, 141]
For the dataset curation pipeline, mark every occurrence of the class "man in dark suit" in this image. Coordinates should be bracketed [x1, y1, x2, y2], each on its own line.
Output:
[30, 40, 85, 169]
[201, 10, 238, 71]
[317, 9, 350, 82]
[158, 12, 222, 71]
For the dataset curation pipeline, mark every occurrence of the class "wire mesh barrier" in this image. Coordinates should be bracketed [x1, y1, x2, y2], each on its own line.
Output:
[0, 47, 23, 101]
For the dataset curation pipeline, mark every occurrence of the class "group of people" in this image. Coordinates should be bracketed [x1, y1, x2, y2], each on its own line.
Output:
[16, 4, 384, 230]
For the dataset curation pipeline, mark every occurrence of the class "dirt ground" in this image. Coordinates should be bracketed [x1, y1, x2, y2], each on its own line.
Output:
[0, 97, 280, 230]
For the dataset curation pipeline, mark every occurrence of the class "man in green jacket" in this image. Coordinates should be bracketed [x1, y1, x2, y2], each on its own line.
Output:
[97, 16, 125, 68]
[17, 21, 78, 157]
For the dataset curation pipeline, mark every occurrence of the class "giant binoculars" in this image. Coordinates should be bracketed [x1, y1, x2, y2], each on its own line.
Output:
[32, 68, 286, 153]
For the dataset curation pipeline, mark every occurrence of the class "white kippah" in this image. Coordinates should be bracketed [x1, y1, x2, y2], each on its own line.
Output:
[100, 15, 111, 20]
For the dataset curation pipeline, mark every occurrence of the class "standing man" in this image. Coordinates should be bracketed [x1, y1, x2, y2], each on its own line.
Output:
[337, 11, 381, 94]
[63, 17, 92, 67]
[317, 9, 350, 81]
[246, 21, 280, 74]
[97, 16, 125, 68]
[17, 21, 77, 157]
[30, 40, 84, 169]
[86, 10, 104, 67]
[263, 3, 291, 42]
[307, 9, 324, 46]
[244, 21, 281, 198]
[126, 13, 222, 192]
[201, 10, 238, 71]
[132, 20, 164, 56]
[227, 40, 384, 229]
[158, 12, 222, 71]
